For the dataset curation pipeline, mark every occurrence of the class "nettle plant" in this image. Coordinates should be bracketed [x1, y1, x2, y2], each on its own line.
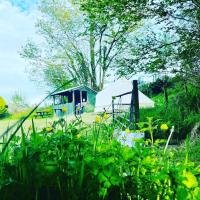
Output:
[0, 115, 199, 200]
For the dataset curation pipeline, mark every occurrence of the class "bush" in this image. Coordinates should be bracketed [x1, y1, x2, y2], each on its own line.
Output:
[0, 96, 8, 118]
[140, 80, 200, 142]
[139, 76, 174, 97]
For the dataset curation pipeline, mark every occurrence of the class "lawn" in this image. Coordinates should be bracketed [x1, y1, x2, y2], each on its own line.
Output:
[0, 113, 97, 133]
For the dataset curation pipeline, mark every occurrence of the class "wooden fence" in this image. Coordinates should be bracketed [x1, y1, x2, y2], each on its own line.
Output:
[112, 80, 140, 130]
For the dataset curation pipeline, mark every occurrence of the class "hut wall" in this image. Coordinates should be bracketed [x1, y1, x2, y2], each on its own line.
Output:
[88, 91, 96, 106]
[53, 103, 74, 117]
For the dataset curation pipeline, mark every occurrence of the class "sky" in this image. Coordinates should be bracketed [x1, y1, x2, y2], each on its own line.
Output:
[0, 0, 46, 104]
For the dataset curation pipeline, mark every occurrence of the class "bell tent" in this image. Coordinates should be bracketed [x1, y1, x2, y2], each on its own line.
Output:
[95, 79, 155, 113]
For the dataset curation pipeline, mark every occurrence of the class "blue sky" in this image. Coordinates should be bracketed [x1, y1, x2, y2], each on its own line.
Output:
[8, 0, 38, 11]
[0, 0, 46, 104]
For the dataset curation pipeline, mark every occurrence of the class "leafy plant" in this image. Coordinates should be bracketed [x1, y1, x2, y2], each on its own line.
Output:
[0, 116, 199, 199]
[0, 97, 8, 118]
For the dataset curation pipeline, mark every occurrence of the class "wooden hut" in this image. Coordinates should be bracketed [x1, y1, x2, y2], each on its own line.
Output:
[52, 85, 97, 117]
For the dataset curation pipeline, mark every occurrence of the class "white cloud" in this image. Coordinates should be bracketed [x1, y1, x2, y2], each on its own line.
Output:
[0, 1, 46, 104]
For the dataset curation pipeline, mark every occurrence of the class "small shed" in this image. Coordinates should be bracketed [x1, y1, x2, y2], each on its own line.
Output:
[52, 85, 97, 117]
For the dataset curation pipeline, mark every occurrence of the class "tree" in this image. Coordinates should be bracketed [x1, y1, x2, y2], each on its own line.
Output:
[84, 0, 200, 87]
[21, 0, 141, 91]
[10, 92, 29, 113]
[106, 0, 200, 87]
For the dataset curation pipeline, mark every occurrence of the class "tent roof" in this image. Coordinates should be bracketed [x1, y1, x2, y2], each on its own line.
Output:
[95, 79, 154, 113]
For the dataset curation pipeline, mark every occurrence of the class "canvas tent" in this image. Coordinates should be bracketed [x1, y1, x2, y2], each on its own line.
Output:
[95, 79, 155, 113]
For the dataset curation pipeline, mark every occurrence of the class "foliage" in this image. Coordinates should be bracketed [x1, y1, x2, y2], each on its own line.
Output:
[7, 109, 33, 120]
[0, 118, 199, 199]
[20, 0, 200, 90]
[21, 0, 139, 91]
[9, 92, 29, 113]
[95, 0, 200, 87]
[139, 76, 174, 97]
[75, 0, 146, 28]
[175, 137, 200, 165]
[140, 81, 200, 142]
[0, 97, 8, 118]
[3, 0, 200, 197]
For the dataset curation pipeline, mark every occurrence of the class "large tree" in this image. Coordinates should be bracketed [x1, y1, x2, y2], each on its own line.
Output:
[22, 0, 200, 90]
[84, 0, 200, 86]
[21, 0, 143, 91]
[111, 0, 200, 86]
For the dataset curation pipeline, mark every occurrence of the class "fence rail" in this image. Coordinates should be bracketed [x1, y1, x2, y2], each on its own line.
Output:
[114, 91, 132, 98]
[112, 80, 139, 130]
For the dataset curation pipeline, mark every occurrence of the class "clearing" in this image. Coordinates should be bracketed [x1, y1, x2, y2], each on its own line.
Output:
[0, 113, 97, 133]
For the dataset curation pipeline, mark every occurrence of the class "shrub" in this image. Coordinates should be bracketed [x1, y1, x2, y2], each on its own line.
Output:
[0, 96, 8, 118]
[140, 81, 200, 142]
[139, 76, 174, 97]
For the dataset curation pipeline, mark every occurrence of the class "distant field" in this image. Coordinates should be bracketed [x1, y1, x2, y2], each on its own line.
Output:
[0, 113, 97, 134]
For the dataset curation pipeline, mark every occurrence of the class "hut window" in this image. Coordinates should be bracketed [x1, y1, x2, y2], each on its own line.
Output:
[62, 92, 73, 103]
[63, 96, 68, 104]
[54, 95, 62, 105]
[82, 91, 87, 102]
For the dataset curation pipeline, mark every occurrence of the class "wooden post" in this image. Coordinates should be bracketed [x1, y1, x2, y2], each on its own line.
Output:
[130, 80, 140, 129]
[80, 90, 82, 114]
[134, 80, 140, 124]
[73, 91, 76, 116]
[112, 97, 115, 123]
[53, 96, 55, 105]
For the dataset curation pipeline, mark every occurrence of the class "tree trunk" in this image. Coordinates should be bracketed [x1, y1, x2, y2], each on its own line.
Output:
[100, 70, 105, 90]
[163, 84, 168, 107]
[99, 46, 107, 90]
[89, 20, 98, 90]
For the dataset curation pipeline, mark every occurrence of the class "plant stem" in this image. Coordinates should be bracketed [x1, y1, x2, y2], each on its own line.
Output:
[164, 126, 175, 154]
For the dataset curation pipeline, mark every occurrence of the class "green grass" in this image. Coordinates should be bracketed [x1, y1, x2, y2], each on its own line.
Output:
[174, 138, 200, 166]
